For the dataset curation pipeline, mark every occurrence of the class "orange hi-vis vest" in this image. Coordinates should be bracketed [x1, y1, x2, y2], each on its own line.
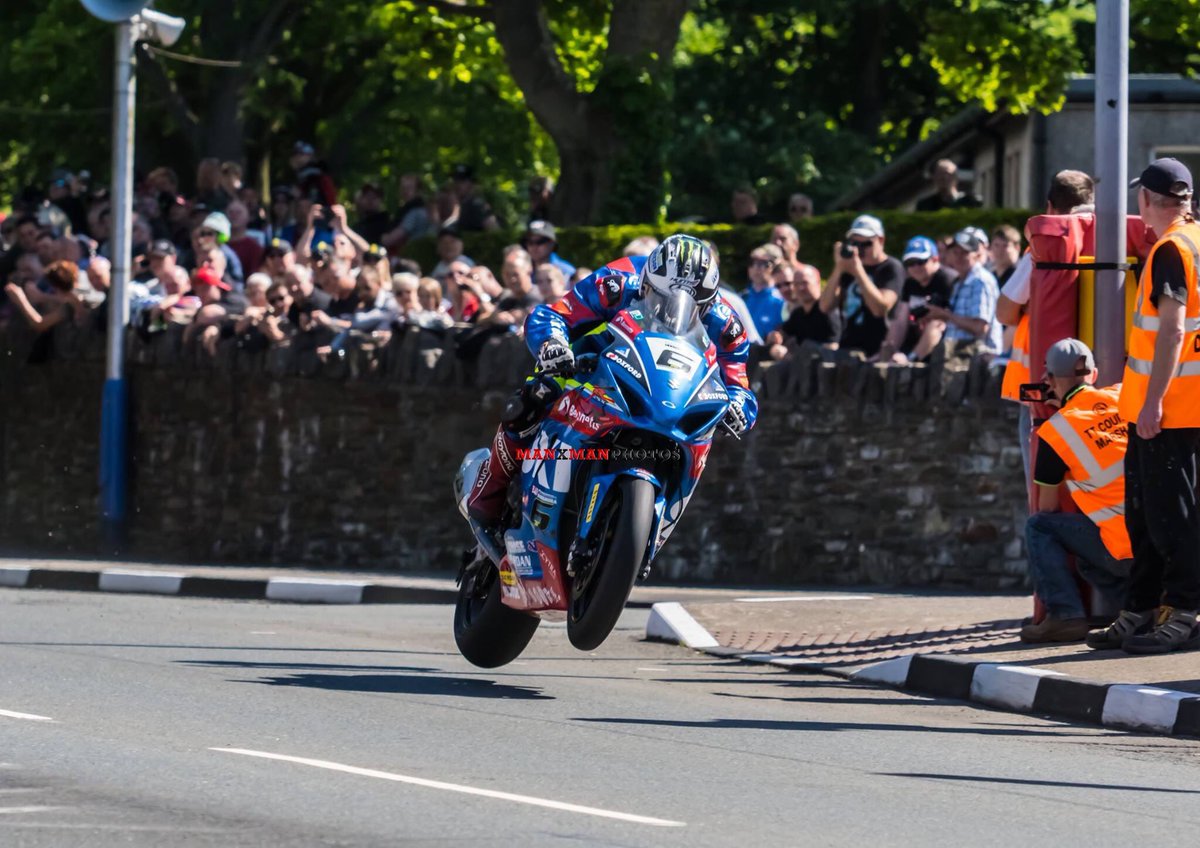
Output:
[1118, 220, 1200, 427]
[1038, 384, 1132, 560]
[1001, 313, 1031, 401]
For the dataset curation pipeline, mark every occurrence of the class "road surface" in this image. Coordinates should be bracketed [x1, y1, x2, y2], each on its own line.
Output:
[1, 588, 1198, 846]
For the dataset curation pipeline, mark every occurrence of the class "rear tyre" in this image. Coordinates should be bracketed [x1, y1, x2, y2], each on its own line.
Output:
[567, 477, 656, 651]
[454, 562, 540, 668]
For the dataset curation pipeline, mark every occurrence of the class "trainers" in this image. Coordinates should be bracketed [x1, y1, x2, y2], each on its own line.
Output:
[1122, 607, 1200, 655]
[1020, 617, 1091, 644]
[1085, 609, 1154, 650]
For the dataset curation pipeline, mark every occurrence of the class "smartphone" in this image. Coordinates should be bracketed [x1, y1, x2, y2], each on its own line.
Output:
[1019, 382, 1051, 403]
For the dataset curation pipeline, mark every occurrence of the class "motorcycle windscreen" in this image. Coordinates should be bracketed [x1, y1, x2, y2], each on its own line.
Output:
[629, 288, 702, 338]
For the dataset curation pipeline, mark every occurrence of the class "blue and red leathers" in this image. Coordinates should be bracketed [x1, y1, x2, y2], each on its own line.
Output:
[467, 254, 758, 526]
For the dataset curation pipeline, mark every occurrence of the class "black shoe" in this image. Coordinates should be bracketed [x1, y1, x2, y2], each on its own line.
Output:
[1085, 609, 1154, 650]
[1122, 607, 1200, 655]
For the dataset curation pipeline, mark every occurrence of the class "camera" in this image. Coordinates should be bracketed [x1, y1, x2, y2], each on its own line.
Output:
[910, 303, 930, 320]
[1019, 382, 1053, 403]
[840, 243, 856, 259]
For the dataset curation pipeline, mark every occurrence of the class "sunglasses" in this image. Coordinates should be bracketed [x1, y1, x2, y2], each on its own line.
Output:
[903, 259, 927, 268]
[526, 237, 553, 247]
[198, 229, 218, 238]
[268, 295, 286, 305]
[849, 240, 873, 250]
[751, 258, 774, 267]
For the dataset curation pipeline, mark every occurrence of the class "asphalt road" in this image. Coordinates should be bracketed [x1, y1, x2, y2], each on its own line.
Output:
[1, 589, 1199, 847]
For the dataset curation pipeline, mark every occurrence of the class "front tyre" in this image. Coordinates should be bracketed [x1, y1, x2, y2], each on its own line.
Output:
[567, 476, 656, 651]
[454, 562, 540, 668]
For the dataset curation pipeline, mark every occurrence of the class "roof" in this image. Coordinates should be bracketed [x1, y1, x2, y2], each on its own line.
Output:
[833, 74, 1200, 209]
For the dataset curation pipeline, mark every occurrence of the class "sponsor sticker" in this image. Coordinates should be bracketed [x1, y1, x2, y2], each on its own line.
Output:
[585, 482, 601, 524]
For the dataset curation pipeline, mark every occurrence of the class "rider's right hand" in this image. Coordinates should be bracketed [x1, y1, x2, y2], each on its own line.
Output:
[538, 338, 575, 374]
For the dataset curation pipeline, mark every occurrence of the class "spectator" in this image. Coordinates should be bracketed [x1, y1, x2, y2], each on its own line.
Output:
[430, 225, 474, 282]
[990, 224, 1021, 285]
[392, 273, 420, 320]
[226, 201, 264, 275]
[623, 236, 659, 257]
[787, 193, 814, 224]
[535, 263, 568, 304]
[451, 165, 500, 231]
[284, 264, 331, 324]
[569, 267, 592, 285]
[244, 272, 272, 309]
[416, 276, 452, 321]
[731, 186, 766, 225]
[878, 236, 957, 363]
[1021, 339, 1132, 643]
[764, 263, 839, 359]
[185, 213, 245, 286]
[469, 265, 504, 303]
[771, 223, 816, 276]
[290, 141, 337, 207]
[381, 173, 431, 250]
[182, 266, 231, 356]
[3, 259, 82, 333]
[48, 169, 87, 235]
[432, 182, 460, 230]
[444, 260, 481, 322]
[926, 227, 1003, 356]
[346, 265, 399, 332]
[0, 215, 41, 283]
[269, 185, 295, 240]
[915, 159, 982, 212]
[220, 162, 243, 198]
[522, 220, 575, 277]
[484, 251, 541, 327]
[821, 214, 904, 357]
[238, 185, 268, 234]
[195, 158, 231, 211]
[291, 200, 337, 260]
[145, 239, 189, 291]
[742, 243, 787, 338]
[527, 176, 554, 223]
[261, 238, 295, 282]
[353, 182, 391, 244]
[237, 281, 293, 348]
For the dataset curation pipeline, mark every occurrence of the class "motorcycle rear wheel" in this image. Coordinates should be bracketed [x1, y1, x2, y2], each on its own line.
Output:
[454, 561, 540, 668]
[567, 476, 655, 651]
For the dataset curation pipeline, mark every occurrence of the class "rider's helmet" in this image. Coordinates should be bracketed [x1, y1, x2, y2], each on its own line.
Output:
[640, 234, 720, 311]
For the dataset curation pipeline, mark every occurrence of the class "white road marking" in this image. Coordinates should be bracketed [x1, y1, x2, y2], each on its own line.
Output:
[211, 748, 686, 828]
[636, 667, 671, 672]
[0, 709, 54, 723]
[733, 595, 876, 603]
[250, 631, 277, 635]
[0, 789, 37, 796]
[0, 807, 60, 815]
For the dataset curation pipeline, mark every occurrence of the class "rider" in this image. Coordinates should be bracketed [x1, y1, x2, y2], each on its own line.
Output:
[467, 233, 759, 528]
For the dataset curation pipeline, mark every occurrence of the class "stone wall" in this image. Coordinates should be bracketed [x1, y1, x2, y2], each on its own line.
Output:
[0, 321, 1028, 589]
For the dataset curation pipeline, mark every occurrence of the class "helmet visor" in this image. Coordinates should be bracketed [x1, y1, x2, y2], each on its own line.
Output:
[632, 287, 701, 336]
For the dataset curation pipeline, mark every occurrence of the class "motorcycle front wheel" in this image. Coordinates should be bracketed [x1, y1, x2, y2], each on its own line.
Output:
[454, 561, 540, 668]
[567, 476, 655, 651]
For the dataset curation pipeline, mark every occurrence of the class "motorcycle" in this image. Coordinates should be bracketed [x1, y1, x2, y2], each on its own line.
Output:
[452, 288, 734, 668]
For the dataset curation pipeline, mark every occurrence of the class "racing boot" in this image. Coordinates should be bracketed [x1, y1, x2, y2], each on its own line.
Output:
[466, 427, 523, 529]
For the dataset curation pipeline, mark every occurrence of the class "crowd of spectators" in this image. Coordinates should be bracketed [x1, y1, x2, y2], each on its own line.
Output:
[0, 143, 588, 363]
[2, 142, 1022, 377]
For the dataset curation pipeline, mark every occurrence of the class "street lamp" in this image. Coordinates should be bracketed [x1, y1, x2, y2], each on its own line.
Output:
[79, 1, 186, 548]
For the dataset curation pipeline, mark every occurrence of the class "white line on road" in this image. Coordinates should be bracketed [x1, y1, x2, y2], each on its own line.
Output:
[0, 709, 54, 723]
[733, 595, 876, 603]
[211, 748, 686, 828]
[0, 807, 60, 815]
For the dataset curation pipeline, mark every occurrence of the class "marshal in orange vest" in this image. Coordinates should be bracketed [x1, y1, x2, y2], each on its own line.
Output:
[1037, 384, 1132, 560]
[1118, 220, 1200, 427]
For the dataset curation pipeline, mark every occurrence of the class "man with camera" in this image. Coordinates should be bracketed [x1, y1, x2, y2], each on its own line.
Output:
[1020, 339, 1132, 643]
[821, 214, 904, 357]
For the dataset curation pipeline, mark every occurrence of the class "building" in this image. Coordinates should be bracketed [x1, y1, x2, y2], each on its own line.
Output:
[834, 75, 1200, 211]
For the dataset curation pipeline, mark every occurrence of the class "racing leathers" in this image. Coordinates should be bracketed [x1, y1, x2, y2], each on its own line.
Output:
[466, 253, 759, 526]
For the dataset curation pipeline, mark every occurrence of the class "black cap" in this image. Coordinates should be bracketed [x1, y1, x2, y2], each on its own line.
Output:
[148, 239, 176, 257]
[1131, 157, 1194, 198]
[438, 223, 462, 239]
[450, 164, 474, 182]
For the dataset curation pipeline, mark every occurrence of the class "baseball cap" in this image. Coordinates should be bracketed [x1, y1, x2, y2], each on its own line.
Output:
[952, 226, 988, 251]
[292, 141, 315, 157]
[265, 237, 293, 256]
[200, 211, 231, 241]
[1130, 157, 1194, 198]
[1045, 338, 1095, 377]
[902, 236, 938, 262]
[192, 266, 230, 291]
[525, 219, 557, 243]
[451, 164, 475, 182]
[148, 239, 176, 257]
[846, 214, 884, 240]
[437, 223, 462, 240]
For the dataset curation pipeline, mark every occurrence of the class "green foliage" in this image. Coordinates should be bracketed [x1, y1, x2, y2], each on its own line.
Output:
[403, 208, 1034, 283]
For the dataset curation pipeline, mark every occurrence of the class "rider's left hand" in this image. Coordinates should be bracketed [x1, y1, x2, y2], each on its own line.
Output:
[723, 398, 749, 436]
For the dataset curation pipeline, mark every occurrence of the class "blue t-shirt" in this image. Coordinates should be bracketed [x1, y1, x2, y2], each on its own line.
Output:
[741, 285, 787, 337]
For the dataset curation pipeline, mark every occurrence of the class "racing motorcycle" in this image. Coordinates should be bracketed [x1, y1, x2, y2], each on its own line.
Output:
[452, 288, 734, 667]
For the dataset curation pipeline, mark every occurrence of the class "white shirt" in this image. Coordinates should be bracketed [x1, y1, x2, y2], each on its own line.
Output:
[1000, 252, 1033, 305]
